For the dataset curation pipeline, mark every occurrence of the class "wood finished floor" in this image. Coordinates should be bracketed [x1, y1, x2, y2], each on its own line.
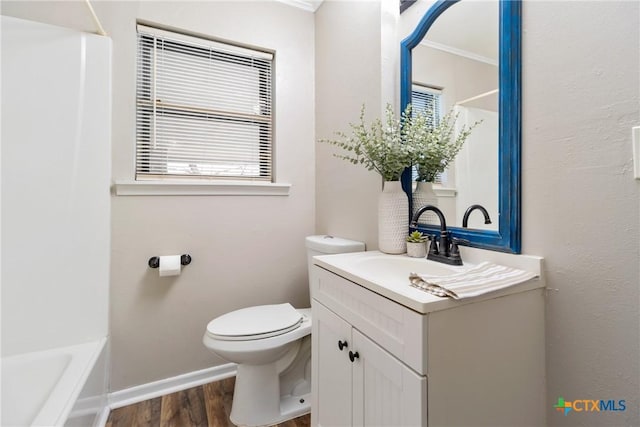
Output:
[106, 377, 310, 427]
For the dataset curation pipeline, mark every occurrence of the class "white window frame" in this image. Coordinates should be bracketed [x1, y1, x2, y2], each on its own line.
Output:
[115, 24, 289, 196]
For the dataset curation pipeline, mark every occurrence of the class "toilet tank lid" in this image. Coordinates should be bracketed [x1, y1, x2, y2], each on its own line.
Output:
[305, 235, 365, 254]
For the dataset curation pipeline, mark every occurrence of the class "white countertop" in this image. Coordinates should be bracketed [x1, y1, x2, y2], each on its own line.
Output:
[313, 250, 545, 314]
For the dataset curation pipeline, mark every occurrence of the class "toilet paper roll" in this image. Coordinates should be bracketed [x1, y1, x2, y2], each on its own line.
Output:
[159, 255, 181, 277]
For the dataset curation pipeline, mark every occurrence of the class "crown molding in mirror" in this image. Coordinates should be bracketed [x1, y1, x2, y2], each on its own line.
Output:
[400, 0, 521, 253]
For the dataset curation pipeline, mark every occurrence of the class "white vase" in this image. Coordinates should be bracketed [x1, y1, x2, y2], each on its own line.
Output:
[412, 181, 439, 224]
[378, 181, 408, 254]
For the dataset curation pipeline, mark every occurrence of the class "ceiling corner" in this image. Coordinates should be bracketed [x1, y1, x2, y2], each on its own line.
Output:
[275, 0, 324, 13]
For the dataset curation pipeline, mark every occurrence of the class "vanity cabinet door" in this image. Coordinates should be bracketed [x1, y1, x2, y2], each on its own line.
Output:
[351, 329, 427, 427]
[313, 300, 428, 427]
[312, 301, 353, 427]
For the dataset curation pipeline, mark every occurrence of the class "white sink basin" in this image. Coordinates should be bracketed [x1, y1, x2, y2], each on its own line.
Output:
[313, 250, 544, 313]
[315, 252, 470, 292]
[352, 255, 467, 280]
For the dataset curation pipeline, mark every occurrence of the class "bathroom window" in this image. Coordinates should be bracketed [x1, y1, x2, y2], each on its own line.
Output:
[411, 85, 444, 183]
[411, 84, 441, 129]
[136, 25, 274, 181]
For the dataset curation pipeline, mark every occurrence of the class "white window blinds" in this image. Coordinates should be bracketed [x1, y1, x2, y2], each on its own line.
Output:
[411, 84, 441, 129]
[136, 24, 274, 181]
[411, 85, 444, 183]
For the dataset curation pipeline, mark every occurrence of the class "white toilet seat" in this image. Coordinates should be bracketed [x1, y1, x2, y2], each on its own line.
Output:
[203, 308, 311, 362]
[206, 303, 304, 341]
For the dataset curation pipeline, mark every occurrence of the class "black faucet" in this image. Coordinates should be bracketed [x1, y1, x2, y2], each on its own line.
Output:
[462, 204, 492, 228]
[410, 205, 463, 265]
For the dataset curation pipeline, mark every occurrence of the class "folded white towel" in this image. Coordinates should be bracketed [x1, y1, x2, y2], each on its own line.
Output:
[409, 262, 538, 300]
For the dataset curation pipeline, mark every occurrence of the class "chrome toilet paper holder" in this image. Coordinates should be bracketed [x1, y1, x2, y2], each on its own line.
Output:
[148, 254, 192, 269]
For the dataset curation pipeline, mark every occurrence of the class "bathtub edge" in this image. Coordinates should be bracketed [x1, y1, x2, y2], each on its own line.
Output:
[32, 338, 107, 427]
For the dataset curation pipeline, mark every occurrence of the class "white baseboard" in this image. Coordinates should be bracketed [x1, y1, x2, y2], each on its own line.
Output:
[107, 363, 237, 410]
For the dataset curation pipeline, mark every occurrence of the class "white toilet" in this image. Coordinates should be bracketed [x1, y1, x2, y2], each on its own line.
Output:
[203, 235, 365, 426]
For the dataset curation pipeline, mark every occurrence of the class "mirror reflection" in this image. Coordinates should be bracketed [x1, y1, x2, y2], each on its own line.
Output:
[411, 0, 499, 231]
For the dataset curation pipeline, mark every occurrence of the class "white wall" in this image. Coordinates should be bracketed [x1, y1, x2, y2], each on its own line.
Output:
[318, 1, 640, 425]
[412, 43, 498, 112]
[522, 2, 639, 425]
[2, 1, 316, 391]
[401, 1, 640, 425]
[454, 106, 498, 228]
[1, 16, 111, 356]
[315, 0, 398, 249]
[412, 43, 499, 227]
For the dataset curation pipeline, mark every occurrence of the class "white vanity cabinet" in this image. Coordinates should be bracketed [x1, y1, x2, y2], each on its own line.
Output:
[313, 301, 426, 427]
[311, 253, 546, 427]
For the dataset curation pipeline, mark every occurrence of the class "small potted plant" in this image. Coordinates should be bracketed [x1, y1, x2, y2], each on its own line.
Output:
[406, 231, 428, 258]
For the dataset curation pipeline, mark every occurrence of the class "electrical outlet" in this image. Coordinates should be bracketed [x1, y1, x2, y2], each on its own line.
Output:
[634, 126, 640, 179]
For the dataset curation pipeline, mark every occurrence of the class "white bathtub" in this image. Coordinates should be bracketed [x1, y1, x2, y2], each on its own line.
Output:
[1, 338, 107, 427]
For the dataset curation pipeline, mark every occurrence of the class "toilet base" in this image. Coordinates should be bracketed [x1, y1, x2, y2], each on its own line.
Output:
[228, 335, 311, 426]
[229, 363, 310, 426]
[278, 392, 311, 423]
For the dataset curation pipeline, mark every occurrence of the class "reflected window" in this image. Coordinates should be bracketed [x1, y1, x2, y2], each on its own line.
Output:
[411, 85, 445, 184]
[411, 84, 441, 128]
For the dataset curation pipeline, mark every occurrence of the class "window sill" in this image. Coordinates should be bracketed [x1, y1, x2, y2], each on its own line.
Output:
[114, 180, 291, 196]
[411, 183, 457, 198]
[433, 186, 457, 198]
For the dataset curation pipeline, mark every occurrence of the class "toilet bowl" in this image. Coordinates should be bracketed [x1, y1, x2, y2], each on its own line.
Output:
[202, 235, 365, 427]
[204, 304, 312, 426]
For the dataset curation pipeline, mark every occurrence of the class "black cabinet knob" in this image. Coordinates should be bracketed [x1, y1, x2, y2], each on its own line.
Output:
[338, 340, 348, 351]
[349, 351, 359, 362]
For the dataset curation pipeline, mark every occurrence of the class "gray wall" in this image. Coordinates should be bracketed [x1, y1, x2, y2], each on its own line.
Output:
[107, 1, 316, 392]
[315, 0, 400, 250]
[315, 0, 384, 250]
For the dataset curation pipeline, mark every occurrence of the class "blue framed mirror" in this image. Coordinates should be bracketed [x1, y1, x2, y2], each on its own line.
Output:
[400, 0, 521, 253]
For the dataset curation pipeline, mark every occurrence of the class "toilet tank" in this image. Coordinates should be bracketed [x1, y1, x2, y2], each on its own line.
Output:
[305, 235, 365, 276]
